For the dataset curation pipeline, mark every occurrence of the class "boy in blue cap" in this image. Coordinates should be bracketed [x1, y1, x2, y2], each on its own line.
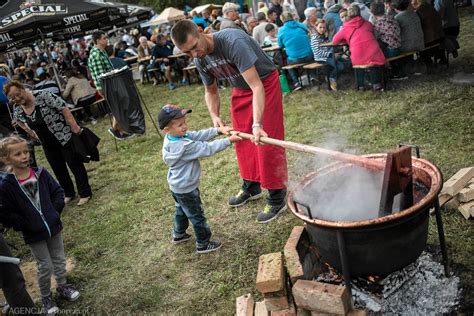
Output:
[159, 104, 241, 253]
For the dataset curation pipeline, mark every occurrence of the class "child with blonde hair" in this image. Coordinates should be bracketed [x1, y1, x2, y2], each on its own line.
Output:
[0, 135, 80, 315]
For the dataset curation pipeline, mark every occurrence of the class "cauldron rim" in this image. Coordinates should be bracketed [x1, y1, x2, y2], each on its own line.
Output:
[287, 153, 442, 228]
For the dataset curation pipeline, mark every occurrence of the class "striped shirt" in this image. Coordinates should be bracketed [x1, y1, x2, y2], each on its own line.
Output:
[310, 33, 332, 62]
[87, 47, 113, 91]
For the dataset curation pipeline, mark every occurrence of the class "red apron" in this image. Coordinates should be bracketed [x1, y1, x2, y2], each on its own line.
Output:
[231, 70, 288, 190]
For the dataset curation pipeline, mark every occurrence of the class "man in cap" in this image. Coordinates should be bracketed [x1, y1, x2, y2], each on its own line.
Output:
[171, 20, 288, 223]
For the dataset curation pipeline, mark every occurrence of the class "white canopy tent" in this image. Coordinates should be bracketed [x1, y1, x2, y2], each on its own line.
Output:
[192, 4, 223, 14]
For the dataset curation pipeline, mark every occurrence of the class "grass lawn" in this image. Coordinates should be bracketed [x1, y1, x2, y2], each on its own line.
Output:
[4, 7, 474, 315]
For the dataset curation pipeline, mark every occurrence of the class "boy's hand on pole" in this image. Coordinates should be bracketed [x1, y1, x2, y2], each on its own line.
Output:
[229, 134, 242, 143]
[218, 125, 233, 135]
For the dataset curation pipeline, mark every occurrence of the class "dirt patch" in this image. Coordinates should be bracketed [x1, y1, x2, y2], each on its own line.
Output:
[0, 258, 75, 303]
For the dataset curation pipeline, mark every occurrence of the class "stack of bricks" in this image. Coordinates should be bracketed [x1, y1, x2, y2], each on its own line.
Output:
[438, 167, 474, 220]
[236, 226, 363, 315]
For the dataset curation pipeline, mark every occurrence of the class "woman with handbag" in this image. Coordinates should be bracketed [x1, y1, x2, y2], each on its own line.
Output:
[332, 3, 386, 91]
[5, 80, 92, 206]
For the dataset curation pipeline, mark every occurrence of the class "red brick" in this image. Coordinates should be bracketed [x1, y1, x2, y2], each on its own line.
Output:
[284, 226, 306, 284]
[264, 295, 290, 311]
[347, 309, 368, 316]
[292, 280, 351, 315]
[271, 304, 297, 316]
[256, 253, 286, 294]
[255, 301, 270, 316]
[236, 293, 254, 316]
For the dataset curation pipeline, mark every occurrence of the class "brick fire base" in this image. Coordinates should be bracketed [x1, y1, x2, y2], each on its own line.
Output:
[236, 226, 367, 316]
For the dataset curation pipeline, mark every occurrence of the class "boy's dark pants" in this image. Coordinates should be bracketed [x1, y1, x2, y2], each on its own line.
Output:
[0, 233, 36, 312]
[171, 188, 211, 248]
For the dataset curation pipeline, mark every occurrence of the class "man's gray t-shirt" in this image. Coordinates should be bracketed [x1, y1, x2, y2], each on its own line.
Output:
[195, 28, 276, 90]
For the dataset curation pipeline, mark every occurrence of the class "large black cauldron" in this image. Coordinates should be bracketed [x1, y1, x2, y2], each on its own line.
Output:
[288, 154, 442, 277]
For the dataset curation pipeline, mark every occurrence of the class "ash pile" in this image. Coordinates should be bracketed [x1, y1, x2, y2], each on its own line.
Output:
[352, 251, 461, 314]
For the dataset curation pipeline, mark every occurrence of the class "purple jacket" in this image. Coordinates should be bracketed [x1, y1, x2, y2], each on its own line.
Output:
[0, 167, 64, 244]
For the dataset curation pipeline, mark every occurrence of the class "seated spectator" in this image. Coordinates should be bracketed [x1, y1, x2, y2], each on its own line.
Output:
[311, 19, 349, 91]
[267, 8, 281, 28]
[277, 11, 314, 91]
[0, 69, 13, 137]
[384, 0, 397, 17]
[258, 1, 269, 17]
[62, 68, 97, 124]
[105, 45, 128, 69]
[371, 1, 401, 58]
[137, 36, 155, 84]
[36, 62, 47, 77]
[304, 7, 319, 34]
[395, 0, 425, 53]
[323, 0, 343, 40]
[412, 0, 444, 71]
[246, 16, 258, 35]
[353, 0, 373, 21]
[434, 0, 459, 58]
[70, 51, 89, 79]
[263, 24, 284, 67]
[253, 12, 276, 46]
[151, 34, 188, 90]
[333, 3, 385, 91]
[220, 2, 248, 32]
[191, 11, 209, 28]
[24, 69, 37, 87]
[306, 0, 323, 10]
[34, 72, 60, 96]
[282, 0, 300, 20]
[339, 8, 349, 23]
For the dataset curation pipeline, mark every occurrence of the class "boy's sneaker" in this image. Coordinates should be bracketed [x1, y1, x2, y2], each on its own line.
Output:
[42, 294, 59, 315]
[228, 190, 264, 207]
[196, 240, 222, 254]
[172, 232, 192, 244]
[168, 83, 177, 90]
[256, 203, 287, 223]
[57, 283, 80, 301]
[181, 79, 189, 85]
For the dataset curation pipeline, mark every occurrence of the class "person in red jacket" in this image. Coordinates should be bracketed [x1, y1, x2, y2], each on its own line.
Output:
[333, 3, 386, 91]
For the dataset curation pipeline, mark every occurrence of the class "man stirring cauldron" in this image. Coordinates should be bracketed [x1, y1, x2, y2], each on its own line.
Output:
[171, 20, 288, 223]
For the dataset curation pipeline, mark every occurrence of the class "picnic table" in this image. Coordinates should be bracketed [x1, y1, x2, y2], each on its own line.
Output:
[320, 42, 347, 48]
[262, 45, 281, 53]
[124, 55, 139, 63]
[167, 53, 188, 59]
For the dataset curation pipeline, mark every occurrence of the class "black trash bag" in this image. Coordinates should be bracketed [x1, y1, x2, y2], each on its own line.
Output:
[101, 68, 146, 135]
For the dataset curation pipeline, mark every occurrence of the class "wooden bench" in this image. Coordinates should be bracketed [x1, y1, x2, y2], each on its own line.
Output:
[70, 98, 106, 115]
[302, 62, 330, 89]
[282, 63, 311, 86]
[385, 50, 417, 63]
[183, 65, 197, 71]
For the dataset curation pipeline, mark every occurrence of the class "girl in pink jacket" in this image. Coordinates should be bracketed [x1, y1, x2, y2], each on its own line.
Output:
[333, 3, 386, 91]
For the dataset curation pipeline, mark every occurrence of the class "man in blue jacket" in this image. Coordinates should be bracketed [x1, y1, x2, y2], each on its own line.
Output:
[277, 12, 314, 91]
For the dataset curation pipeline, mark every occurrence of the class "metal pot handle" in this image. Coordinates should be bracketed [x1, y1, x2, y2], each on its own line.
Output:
[399, 143, 420, 158]
[293, 199, 313, 219]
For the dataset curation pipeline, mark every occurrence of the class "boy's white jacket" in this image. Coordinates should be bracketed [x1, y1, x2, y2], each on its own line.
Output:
[162, 128, 231, 194]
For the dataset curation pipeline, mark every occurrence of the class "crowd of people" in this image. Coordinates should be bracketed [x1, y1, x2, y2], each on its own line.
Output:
[0, 0, 463, 314]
